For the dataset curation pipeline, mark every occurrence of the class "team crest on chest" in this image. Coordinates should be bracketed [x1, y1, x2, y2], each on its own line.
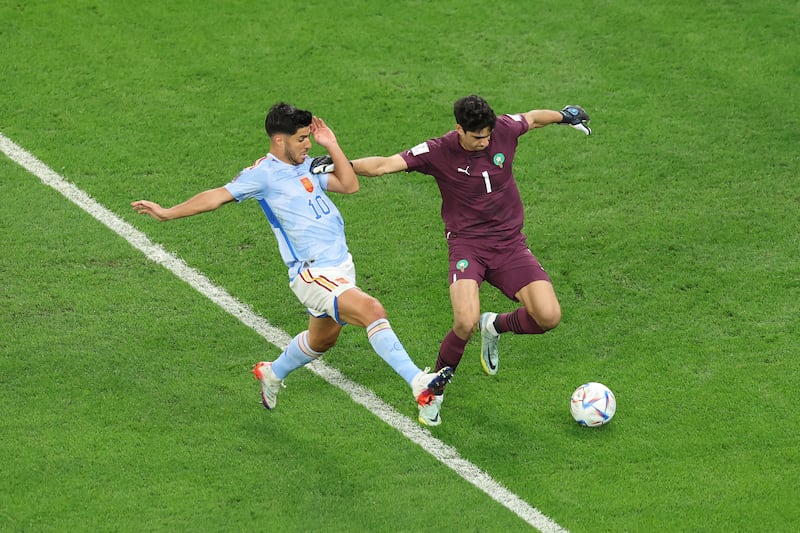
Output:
[493, 153, 505, 168]
[300, 176, 314, 193]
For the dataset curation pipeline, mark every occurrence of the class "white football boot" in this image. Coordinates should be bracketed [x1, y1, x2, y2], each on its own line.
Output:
[418, 394, 445, 427]
[412, 367, 453, 426]
[479, 312, 500, 375]
[252, 361, 285, 409]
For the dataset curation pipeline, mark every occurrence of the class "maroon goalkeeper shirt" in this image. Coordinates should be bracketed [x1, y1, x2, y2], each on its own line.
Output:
[398, 114, 530, 242]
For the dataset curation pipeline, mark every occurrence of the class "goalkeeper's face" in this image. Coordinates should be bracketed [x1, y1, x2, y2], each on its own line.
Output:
[456, 125, 492, 152]
[275, 126, 313, 166]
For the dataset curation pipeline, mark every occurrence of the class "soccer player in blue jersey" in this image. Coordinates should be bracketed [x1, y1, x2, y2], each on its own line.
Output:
[349, 95, 591, 424]
[132, 102, 452, 425]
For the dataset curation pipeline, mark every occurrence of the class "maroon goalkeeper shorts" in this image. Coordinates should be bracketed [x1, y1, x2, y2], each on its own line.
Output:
[447, 234, 552, 301]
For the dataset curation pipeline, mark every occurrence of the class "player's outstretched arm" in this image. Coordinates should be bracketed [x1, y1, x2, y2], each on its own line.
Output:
[131, 187, 235, 221]
[351, 155, 408, 177]
[523, 106, 591, 135]
[523, 109, 564, 129]
[311, 153, 408, 178]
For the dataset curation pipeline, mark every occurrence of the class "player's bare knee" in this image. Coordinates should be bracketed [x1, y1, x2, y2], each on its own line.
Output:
[308, 334, 337, 353]
[542, 316, 561, 331]
[363, 296, 387, 324]
[453, 317, 478, 340]
[535, 307, 562, 331]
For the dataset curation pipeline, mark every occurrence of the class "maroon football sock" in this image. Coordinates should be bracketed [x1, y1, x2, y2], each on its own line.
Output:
[435, 330, 469, 372]
[496, 307, 546, 334]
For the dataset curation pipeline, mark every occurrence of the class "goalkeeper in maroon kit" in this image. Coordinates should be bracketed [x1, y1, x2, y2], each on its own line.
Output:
[316, 95, 591, 425]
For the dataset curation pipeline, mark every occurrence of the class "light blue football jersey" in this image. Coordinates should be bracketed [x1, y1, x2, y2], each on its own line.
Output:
[225, 153, 349, 279]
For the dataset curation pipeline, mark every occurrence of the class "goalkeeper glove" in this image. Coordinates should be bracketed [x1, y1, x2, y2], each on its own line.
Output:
[310, 155, 354, 175]
[310, 155, 335, 175]
[559, 105, 591, 135]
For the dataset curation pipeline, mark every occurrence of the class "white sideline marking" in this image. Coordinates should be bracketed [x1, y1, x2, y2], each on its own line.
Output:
[1, 132, 567, 533]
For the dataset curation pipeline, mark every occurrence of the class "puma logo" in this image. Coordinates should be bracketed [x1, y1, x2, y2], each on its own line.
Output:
[457, 166, 470, 175]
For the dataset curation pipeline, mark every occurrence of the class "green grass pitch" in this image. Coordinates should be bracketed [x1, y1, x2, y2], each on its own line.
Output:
[1, 1, 798, 531]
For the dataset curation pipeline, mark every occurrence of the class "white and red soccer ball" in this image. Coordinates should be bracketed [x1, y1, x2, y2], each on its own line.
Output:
[570, 382, 616, 427]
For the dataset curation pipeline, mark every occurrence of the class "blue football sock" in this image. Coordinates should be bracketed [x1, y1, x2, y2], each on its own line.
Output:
[366, 319, 421, 384]
[271, 331, 321, 379]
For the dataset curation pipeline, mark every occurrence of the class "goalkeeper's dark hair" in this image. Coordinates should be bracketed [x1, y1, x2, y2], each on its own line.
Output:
[454, 95, 496, 133]
[265, 102, 313, 136]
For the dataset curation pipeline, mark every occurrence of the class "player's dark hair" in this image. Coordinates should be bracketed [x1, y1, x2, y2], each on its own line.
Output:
[265, 102, 313, 136]
[453, 95, 497, 133]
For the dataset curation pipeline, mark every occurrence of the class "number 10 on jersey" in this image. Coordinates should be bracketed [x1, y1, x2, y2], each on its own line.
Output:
[308, 195, 331, 219]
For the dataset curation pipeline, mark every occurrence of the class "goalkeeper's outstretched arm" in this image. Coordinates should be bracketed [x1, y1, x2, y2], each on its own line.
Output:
[523, 105, 591, 135]
[351, 154, 408, 177]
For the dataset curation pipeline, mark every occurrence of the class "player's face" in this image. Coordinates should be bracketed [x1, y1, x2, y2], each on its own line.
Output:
[457, 125, 492, 152]
[277, 126, 313, 166]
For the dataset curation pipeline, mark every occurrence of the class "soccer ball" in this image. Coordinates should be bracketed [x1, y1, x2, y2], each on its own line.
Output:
[570, 382, 616, 427]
